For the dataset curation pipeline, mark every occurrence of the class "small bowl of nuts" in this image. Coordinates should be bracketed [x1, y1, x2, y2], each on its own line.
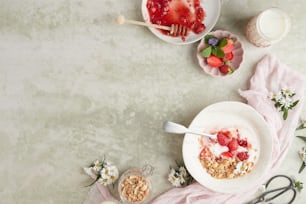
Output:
[118, 165, 153, 204]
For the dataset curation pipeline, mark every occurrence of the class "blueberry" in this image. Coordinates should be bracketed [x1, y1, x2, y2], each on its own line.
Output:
[208, 38, 219, 46]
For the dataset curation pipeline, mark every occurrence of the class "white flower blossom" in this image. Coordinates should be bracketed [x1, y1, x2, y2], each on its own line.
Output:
[299, 147, 306, 163]
[177, 174, 185, 184]
[93, 160, 102, 172]
[301, 117, 306, 126]
[84, 159, 118, 186]
[97, 177, 113, 186]
[268, 92, 275, 99]
[168, 173, 182, 187]
[279, 96, 293, 108]
[169, 168, 176, 177]
[179, 166, 187, 177]
[281, 86, 295, 97]
[100, 165, 119, 184]
[168, 166, 189, 187]
[270, 87, 299, 120]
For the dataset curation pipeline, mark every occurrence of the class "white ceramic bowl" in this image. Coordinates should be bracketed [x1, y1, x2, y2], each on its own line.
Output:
[196, 30, 244, 77]
[182, 101, 273, 193]
[141, 0, 221, 45]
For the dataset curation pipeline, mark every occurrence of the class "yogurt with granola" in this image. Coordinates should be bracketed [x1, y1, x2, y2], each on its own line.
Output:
[198, 128, 258, 179]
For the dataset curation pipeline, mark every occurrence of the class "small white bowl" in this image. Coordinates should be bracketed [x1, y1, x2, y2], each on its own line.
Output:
[196, 30, 244, 77]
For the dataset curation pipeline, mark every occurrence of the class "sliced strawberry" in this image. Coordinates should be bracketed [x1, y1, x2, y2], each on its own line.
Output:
[219, 65, 234, 75]
[206, 55, 223, 67]
[237, 152, 249, 161]
[217, 131, 232, 146]
[222, 38, 235, 54]
[227, 138, 238, 152]
[221, 151, 233, 158]
[224, 52, 234, 61]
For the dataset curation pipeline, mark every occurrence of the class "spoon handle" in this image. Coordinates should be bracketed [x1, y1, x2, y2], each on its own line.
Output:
[116, 15, 171, 31]
[163, 121, 216, 139]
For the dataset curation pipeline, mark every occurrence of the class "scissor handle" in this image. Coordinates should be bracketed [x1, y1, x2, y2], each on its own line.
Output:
[265, 175, 293, 187]
[262, 175, 297, 203]
[264, 187, 296, 203]
[248, 175, 297, 204]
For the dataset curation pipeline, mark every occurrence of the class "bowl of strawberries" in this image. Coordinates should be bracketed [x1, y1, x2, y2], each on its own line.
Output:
[196, 30, 244, 77]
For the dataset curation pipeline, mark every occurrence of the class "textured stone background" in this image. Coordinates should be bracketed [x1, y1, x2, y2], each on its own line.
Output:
[0, 0, 305, 203]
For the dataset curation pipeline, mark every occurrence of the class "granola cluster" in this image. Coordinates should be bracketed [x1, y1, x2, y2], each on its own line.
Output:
[200, 150, 254, 179]
[120, 175, 150, 203]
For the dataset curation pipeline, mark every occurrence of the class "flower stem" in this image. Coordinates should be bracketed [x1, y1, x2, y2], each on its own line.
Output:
[298, 162, 306, 174]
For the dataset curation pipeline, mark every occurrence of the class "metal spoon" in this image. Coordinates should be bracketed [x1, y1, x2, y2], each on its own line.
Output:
[162, 121, 217, 139]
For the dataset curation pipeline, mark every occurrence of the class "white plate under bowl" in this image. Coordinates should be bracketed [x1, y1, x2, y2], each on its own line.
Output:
[141, 0, 221, 45]
[182, 101, 273, 193]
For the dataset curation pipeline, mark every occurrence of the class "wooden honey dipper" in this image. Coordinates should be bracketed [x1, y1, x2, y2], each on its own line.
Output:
[116, 15, 188, 37]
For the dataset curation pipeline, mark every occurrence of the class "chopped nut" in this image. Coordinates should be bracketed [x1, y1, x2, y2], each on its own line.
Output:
[120, 175, 150, 203]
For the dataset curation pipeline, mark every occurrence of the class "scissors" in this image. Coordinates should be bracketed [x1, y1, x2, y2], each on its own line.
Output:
[248, 175, 297, 204]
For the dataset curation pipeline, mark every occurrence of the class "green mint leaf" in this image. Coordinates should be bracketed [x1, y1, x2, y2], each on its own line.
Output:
[214, 47, 225, 58]
[218, 38, 227, 47]
[297, 136, 306, 143]
[211, 47, 217, 56]
[298, 162, 306, 173]
[204, 35, 215, 43]
[201, 46, 212, 58]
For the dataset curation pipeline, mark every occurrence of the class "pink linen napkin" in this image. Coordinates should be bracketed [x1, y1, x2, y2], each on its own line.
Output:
[83, 54, 306, 204]
[83, 183, 117, 204]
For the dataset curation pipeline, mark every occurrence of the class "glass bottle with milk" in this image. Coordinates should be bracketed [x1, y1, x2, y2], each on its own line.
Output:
[245, 8, 291, 47]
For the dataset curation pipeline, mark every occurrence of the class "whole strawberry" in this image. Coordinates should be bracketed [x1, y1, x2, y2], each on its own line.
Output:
[219, 65, 234, 75]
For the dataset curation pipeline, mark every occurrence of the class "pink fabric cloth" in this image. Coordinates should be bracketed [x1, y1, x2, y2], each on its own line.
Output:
[83, 54, 306, 204]
[84, 183, 118, 204]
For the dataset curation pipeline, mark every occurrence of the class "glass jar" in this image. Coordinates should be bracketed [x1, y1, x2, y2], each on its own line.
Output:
[245, 8, 291, 47]
[118, 164, 154, 204]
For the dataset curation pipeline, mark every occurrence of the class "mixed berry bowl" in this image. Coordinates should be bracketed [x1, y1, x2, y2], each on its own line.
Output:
[196, 30, 244, 77]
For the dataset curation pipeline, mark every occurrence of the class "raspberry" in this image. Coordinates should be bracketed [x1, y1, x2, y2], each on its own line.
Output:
[238, 139, 248, 147]
[237, 152, 249, 161]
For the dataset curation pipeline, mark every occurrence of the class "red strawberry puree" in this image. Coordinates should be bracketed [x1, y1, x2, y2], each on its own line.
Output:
[146, 0, 206, 40]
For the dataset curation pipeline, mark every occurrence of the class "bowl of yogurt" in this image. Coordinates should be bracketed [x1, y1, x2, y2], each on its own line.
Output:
[182, 101, 273, 193]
